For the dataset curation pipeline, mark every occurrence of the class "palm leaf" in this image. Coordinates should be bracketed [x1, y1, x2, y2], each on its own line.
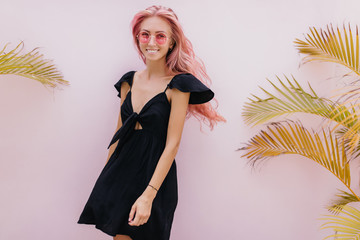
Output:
[294, 24, 360, 75]
[328, 190, 360, 214]
[335, 130, 360, 160]
[321, 205, 360, 239]
[329, 104, 360, 153]
[0, 41, 68, 87]
[240, 121, 358, 199]
[242, 75, 357, 129]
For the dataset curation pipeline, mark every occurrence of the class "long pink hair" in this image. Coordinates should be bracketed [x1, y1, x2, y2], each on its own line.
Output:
[130, 5, 225, 129]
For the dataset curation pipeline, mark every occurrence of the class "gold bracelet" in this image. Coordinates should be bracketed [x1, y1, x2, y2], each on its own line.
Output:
[148, 184, 158, 192]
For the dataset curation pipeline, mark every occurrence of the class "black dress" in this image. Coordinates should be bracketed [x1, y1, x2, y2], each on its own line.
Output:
[77, 71, 214, 240]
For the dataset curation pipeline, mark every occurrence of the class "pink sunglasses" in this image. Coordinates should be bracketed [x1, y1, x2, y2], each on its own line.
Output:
[137, 31, 169, 45]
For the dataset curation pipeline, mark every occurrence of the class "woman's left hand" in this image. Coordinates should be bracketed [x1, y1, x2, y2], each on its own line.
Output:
[128, 192, 155, 226]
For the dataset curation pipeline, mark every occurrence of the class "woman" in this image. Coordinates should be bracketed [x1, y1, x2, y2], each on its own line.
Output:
[77, 5, 224, 240]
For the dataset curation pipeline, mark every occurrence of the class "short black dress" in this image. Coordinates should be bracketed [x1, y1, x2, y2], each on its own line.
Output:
[77, 71, 214, 240]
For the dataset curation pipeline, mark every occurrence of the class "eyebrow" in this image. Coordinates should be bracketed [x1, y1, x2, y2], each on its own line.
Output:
[141, 29, 167, 33]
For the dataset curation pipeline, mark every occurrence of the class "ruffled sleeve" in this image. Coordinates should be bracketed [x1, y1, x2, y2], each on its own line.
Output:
[167, 73, 214, 104]
[114, 71, 135, 98]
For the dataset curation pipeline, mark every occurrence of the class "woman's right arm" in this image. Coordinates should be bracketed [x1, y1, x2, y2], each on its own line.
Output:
[105, 82, 130, 164]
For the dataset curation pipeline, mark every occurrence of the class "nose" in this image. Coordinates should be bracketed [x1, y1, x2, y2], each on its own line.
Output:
[148, 35, 156, 45]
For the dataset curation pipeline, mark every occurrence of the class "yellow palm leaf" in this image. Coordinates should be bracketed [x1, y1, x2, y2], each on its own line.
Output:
[294, 24, 360, 75]
[321, 205, 360, 239]
[0, 41, 68, 87]
[328, 190, 360, 215]
[242, 75, 357, 129]
[329, 104, 360, 153]
[240, 121, 357, 197]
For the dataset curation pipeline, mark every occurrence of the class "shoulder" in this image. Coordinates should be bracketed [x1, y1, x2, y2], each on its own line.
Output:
[168, 73, 214, 104]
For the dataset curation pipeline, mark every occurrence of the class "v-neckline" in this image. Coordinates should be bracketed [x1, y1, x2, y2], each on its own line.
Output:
[129, 91, 167, 114]
[128, 71, 178, 114]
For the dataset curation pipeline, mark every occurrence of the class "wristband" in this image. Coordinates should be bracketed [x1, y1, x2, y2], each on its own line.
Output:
[148, 184, 158, 192]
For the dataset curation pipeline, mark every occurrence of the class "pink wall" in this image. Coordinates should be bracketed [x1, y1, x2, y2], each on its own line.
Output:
[1, 0, 360, 239]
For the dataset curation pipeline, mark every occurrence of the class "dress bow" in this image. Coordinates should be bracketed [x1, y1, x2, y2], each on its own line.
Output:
[107, 112, 139, 149]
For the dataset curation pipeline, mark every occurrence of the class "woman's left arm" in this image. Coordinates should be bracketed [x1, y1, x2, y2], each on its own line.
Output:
[128, 88, 190, 226]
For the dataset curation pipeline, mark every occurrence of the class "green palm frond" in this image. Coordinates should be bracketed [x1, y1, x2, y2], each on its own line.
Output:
[294, 24, 359, 75]
[0, 41, 68, 87]
[242, 75, 357, 128]
[321, 205, 360, 239]
[240, 121, 358, 199]
[328, 190, 360, 214]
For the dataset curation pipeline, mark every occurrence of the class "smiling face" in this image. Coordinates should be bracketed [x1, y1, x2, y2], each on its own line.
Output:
[137, 16, 174, 63]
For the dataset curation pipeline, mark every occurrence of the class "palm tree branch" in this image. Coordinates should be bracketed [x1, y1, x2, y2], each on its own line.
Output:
[328, 189, 360, 214]
[320, 205, 360, 239]
[0, 41, 68, 87]
[294, 24, 360, 76]
[240, 121, 358, 200]
[242, 75, 357, 129]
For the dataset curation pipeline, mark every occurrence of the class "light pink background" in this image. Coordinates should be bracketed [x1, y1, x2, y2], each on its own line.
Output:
[1, 0, 360, 239]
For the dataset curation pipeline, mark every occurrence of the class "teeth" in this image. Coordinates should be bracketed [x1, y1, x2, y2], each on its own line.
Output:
[147, 49, 158, 52]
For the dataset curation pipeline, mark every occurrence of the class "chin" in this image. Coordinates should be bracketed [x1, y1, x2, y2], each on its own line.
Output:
[145, 55, 166, 62]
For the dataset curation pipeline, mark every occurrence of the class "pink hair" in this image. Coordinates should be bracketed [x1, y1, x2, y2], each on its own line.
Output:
[130, 5, 225, 129]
